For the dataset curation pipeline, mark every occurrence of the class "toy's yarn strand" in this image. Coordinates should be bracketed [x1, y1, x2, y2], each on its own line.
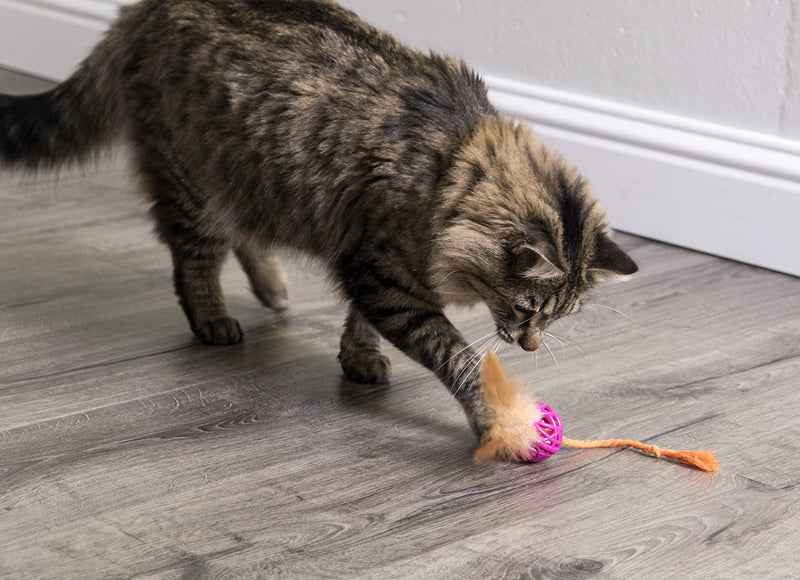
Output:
[562, 437, 719, 472]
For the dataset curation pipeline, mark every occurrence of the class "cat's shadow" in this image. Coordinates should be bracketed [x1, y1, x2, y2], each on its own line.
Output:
[336, 378, 393, 407]
[336, 377, 475, 463]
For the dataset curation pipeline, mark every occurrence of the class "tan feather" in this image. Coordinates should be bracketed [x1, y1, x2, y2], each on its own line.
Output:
[473, 351, 542, 462]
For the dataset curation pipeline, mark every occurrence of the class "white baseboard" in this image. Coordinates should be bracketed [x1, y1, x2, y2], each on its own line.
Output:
[1, 1, 799, 276]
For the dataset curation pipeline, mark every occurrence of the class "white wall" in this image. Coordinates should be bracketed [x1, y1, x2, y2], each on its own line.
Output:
[340, 0, 800, 140]
[0, 0, 121, 80]
[2, 0, 800, 275]
[5, 0, 798, 139]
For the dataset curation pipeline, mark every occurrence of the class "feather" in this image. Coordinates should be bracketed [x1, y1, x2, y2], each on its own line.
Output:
[473, 351, 542, 462]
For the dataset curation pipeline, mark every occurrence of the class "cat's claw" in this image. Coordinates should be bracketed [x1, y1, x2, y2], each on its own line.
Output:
[194, 316, 243, 345]
[341, 353, 392, 384]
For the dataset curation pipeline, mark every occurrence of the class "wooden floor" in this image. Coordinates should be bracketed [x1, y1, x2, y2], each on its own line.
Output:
[2, 70, 799, 579]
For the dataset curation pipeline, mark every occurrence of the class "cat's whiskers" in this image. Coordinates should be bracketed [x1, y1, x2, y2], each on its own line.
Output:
[452, 347, 493, 398]
[543, 332, 566, 363]
[451, 342, 491, 382]
[515, 313, 536, 329]
[449, 334, 505, 399]
[489, 335, 506, 356]
[436, 330, 499, 375]
[448, 343, 486, 384]
[545, 330, 589, 367]
[543, 332, 563, 348]
[541, 339, 560, 386]
[449, 349, 485, 397]
[586, 302, 638, 325]
[547, 329, 593, 384]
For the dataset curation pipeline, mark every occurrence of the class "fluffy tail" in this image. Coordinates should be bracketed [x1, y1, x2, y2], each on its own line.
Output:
[0, 60, 120, 170]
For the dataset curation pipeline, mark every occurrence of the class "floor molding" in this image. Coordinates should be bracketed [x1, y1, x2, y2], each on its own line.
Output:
[1, 0, 798, 276]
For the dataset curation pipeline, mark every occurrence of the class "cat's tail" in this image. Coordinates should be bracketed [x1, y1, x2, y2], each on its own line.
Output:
[0, 53, 122, 170]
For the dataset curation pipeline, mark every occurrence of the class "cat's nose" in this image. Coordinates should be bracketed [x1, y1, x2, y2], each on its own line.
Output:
[520, 328, 543, 351]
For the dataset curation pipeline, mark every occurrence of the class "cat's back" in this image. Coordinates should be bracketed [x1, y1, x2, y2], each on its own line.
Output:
[107, 0, 494, 252]
[108, 0, 448, 139]
[110, 0, 492, 170]
[113, 0, 411, 74]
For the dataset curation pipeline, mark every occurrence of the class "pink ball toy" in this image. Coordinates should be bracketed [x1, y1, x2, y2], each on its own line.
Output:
[518, 403, 563, 463]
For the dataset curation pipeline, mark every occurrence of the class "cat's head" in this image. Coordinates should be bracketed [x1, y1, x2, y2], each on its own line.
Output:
[431, 118, 637, 351]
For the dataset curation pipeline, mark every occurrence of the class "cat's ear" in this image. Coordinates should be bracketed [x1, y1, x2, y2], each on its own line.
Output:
[589, 234, 638, 278]
[513, 241, 564, 280]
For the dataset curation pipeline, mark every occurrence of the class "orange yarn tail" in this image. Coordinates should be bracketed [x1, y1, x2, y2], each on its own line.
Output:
[562, 437, 719, 472]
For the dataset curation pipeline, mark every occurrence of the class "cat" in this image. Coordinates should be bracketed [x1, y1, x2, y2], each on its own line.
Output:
[0, 0, 637, 439]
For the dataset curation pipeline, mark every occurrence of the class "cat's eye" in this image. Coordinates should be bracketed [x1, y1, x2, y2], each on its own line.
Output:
[514, 303, 539, 319]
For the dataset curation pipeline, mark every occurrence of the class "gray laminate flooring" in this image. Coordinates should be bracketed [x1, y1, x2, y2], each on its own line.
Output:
[2, 69, 799, 579]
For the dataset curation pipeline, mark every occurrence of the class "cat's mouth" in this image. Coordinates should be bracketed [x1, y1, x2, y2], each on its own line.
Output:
[497, 326, 515, 345]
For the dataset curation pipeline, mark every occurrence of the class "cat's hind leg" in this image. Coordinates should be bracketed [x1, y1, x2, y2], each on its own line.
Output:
[139, 157, 242, 345]
[339, 305, 391, 384]
[234, 243, 289, 311]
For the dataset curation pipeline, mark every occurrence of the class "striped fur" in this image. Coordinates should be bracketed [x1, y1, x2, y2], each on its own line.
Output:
[0, 0, 636, 438]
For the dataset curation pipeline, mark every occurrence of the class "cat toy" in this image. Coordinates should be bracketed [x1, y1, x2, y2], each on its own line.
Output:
[474, 351, 719, 472]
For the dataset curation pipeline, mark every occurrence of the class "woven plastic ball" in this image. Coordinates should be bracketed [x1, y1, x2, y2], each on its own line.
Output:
[519, 402, 563, 463]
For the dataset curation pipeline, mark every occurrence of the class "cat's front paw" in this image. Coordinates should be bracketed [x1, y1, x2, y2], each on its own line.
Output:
[194, 315, 243, 345]
[340, 353, 391, 384]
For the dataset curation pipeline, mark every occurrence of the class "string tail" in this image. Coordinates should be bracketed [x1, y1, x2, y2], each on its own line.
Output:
[562, 437, 719, 472]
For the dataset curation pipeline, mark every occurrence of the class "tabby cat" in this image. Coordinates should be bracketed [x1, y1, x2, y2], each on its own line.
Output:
[0, 0, 637, 439]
